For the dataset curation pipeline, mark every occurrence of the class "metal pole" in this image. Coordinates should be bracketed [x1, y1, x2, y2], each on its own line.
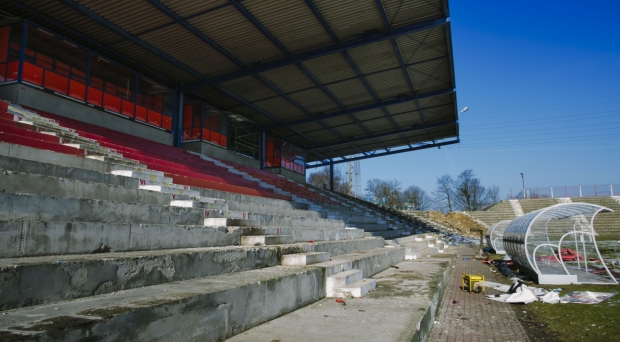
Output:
[329, 160, 334, 191]
[173, 89, 183, 147]
[520, 173, 525, 199]
[550, 186, 554, 199]
[17, 21, 28, 83]
[259, 126, 265, 170]
[579, 185, 582, 198]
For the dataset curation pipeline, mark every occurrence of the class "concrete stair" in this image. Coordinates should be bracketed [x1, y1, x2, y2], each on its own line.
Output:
[281, 252, 330, 266]
[0, 101, 422, 340]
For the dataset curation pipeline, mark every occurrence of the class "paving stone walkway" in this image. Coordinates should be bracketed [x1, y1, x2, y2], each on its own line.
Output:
[429, 244, 531, 342]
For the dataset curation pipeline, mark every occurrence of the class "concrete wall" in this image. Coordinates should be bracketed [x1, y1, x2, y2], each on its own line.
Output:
[0, 83, 172, 145]
[270, 167, 306, 183]
[182, 141, 259, 169]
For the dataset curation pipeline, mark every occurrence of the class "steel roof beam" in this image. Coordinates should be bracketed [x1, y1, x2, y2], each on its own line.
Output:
[109, 2, 234, 47]
[148, 0, 245, 67]
[148, 0, 345, 156]
[5, 0, 177, 85]
[226, 0, 377, 153]
[182, 15, 448, 91]
[305, 120, 456, 150]
[374, 0, 436, 144]
[266, 87, 453, 131]
[306, 139, 459, 168]
[304, 1, 400, 150]
[58, 0, 205, 81]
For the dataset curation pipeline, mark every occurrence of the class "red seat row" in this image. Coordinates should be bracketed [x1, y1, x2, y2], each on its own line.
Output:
[9, 104, 292, 202]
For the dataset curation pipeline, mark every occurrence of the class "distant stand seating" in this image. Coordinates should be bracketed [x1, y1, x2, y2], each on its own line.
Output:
[3, 103, 292, 202]
[0, 22, 173, 131]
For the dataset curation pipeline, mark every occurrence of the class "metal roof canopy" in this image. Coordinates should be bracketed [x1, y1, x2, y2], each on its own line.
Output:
[4, 0, 459, 165]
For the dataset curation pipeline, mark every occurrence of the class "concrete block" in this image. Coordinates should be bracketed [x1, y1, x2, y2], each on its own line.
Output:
[326, 269, 363, 296]
[281, 252, 330, 266]
[331, 278, 377, 298]
[112, 169, 172, 183]
[139, 184, 200, 197]
[241, 235, 294, 246]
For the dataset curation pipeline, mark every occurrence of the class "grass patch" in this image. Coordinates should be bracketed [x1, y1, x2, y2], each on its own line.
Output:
[524, 284, 620, 342]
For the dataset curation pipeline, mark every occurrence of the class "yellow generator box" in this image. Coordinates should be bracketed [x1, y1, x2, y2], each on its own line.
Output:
[462, 273, 485, 293]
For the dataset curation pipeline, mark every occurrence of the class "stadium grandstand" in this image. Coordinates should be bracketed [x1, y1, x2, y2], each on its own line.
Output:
[0, 0, 458, 340]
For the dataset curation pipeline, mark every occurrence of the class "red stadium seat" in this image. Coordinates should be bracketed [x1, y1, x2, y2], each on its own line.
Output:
[69, 80, 86, 101]
[103, 93, 121, 113]
[43, 70, 69, 94]
[87, 86, 103, 107]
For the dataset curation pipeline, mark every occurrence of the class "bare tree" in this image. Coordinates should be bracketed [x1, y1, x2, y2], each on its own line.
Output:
[432, 174, 455, 212]
[402, 185, 430, 210]
[486, 185, 501, 206]
[365, 179, 401, 206]
[307, 166, 352, 195]
[454, 169, 488, 211]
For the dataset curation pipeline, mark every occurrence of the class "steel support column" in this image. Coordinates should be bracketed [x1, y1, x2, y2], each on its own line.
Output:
[173, 89, 184, 147]
[17, 21, 27, 83]
[259, 126, 266, 170]
[329, 161, 334, 191]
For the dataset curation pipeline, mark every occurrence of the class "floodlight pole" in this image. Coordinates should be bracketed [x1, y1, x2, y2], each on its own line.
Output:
[521, 173, 525, 199]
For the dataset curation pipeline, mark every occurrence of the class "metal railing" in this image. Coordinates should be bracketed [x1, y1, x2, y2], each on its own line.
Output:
[512, 184, 620, 199]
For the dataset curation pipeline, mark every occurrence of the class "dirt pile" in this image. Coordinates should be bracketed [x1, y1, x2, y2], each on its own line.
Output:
[424, 211, 486, 237]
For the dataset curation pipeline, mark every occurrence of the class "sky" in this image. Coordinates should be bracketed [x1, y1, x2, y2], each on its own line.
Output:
[356, 0, 620, 200]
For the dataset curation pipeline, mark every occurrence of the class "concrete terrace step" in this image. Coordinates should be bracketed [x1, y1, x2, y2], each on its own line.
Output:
[0, 245, 283, 311]
[204, 212, 346, 229]
[0, 220, 241, 258]
[227, 201, 324, 218]
[0, 156, 139, 189]
[227, 255, 453, 342]
[240, 226, 365, 242]
[241, 235, 294, 246]
[110, 163, 162, 177]
[138, 184, 201, 197]
[170, 199, 229, 211]
[0, 171, 189, 206]
[0, 266, 326, 341]
[111, 169, 172, 183]
[0, 193, 205, 226]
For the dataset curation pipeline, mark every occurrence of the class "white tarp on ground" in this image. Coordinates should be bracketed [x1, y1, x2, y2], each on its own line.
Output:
[482, 281, 615, 304]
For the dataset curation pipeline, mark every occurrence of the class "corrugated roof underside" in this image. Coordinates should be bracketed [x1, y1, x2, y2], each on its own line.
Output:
[8, 0, 457, 163]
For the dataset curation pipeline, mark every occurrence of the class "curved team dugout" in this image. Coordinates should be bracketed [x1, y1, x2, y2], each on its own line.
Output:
[503, 203, 617, 285]
[486, 220, 511, 255]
